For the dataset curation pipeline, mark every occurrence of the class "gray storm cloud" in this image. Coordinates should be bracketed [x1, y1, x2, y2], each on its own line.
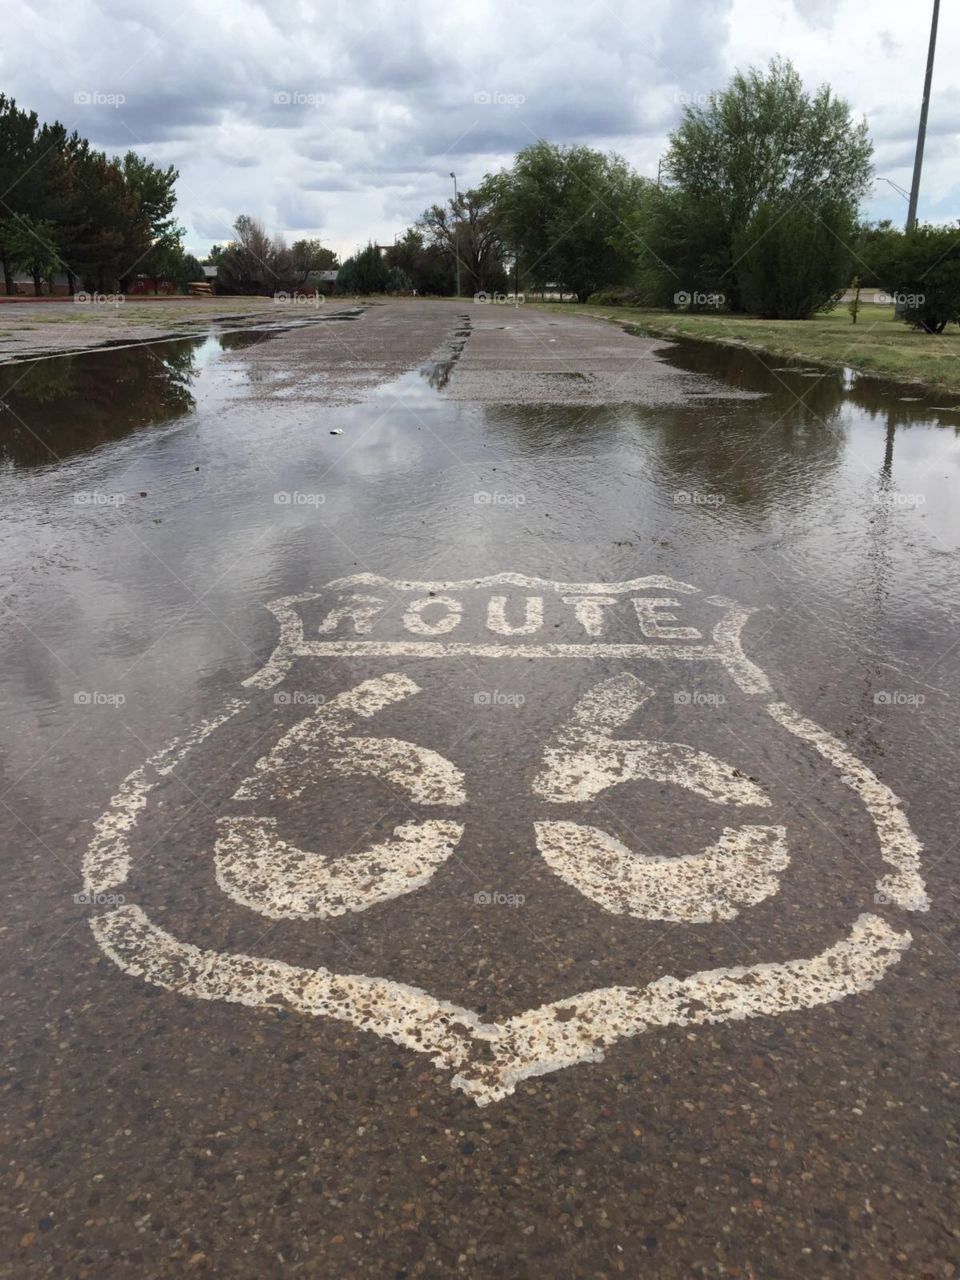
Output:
[0, 0, 956, 255]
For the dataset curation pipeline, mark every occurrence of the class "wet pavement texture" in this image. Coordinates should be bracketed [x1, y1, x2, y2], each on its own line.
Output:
[1, 300, 958, 1278]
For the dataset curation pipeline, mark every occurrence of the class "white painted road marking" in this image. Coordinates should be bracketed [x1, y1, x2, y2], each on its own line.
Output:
[234, 673, 465, 805]
[216, 817, 464, 920]
[241, 576, 768, 690]
[533, 673, 769, 806]
[83, 701, 246, 896]
[92, 904, 910, 1106]
[535, 822, 789, 922]
[532, 673, 785, 921]
[218, 674, 465, 918]
[80, 576, 930, 1103]
[768, 702, 929, 911]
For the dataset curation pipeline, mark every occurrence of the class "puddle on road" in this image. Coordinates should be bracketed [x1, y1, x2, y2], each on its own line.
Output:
[1, 318, 959, 736]
[417, 313, 472, 390]
[0, 338, 201, 467]
[3, 314, 957, 469]
[0, 311, 366, 467]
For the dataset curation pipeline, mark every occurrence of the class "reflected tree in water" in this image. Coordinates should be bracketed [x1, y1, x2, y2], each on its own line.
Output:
[0, 339, 201, 467]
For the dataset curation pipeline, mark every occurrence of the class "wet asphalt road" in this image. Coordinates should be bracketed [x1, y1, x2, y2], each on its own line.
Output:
[1, 300, 959, 1277]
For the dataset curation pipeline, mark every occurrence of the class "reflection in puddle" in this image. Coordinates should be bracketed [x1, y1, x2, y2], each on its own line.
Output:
[0, 340, 200, 468]
[1, 313, 960, 746]
[0, 310, 367, 469]
[417, 314, 472, 391]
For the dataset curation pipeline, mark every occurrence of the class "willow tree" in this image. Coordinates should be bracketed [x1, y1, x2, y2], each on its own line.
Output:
[648, 58, 873, 314]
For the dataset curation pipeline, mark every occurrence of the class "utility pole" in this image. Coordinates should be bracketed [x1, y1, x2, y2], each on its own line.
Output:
[906, 0, 940, 232]
[450, 172, 462, 298]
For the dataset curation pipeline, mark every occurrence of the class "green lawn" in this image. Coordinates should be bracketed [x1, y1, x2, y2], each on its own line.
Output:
[540, 303, 960, 397]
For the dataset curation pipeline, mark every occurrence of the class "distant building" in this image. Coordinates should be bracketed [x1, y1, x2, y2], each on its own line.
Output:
[1, 272, 70, 296]
[309, 269, 338, 294]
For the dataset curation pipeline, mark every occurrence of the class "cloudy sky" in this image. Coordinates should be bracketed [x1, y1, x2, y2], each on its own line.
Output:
[2, 0, 957, 260]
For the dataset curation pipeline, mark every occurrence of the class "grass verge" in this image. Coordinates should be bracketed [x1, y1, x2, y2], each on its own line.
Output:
[538, 303, 960, 397]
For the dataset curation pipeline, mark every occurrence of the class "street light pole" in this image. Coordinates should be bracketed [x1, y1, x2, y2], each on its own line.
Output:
[450, 172, 461, 299]
[906, 0, 940, 232]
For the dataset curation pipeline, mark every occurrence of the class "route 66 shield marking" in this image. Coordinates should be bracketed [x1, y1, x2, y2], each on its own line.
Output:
[81, 573, 928, 1105]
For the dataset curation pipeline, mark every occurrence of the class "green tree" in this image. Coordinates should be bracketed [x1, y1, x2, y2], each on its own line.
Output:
[337, 242, 389, 294]
[620, 182, 726, 308]
[290, 237, 338, 287]
[0, 97, 57, 293]
[0, 97, 190, 297]
[70, 153, 150, 292]
[652, 58, 872, 312]
[417, 181, 506, 296]
[118, 152, 180, 289]
[733, 198, 856, 319]
[3, 215, 60, 293]
[853, 220, 898, 287]
[120, 153, 178, 238]
[848, 274, 862, 324]
[867, 224, 960, 334]
[384, 264, 413, 293]
[209, 215, 279, 294]
[0, 96, 37, 289]
[383, 228, 455, 295]
[493, 143, 646, 301]
[55, 131, 97, 294]
[179, 253, 206, 288]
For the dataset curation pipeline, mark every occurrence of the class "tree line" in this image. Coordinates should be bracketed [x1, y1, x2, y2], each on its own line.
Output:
[0, 95, 342, 298]
[207, 217, 338, 293]
[0, 94, 197, 295]
[334, 57, 960, 334]
[6, 59, 958, 332]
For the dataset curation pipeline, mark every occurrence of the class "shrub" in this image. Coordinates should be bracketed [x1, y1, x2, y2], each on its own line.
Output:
[586, 287, 649, 306]
[384, 265, 413, 293]
[867, 224, 960, 334]
[733, 198, 856, 318]
[336, 242, 389, 294]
